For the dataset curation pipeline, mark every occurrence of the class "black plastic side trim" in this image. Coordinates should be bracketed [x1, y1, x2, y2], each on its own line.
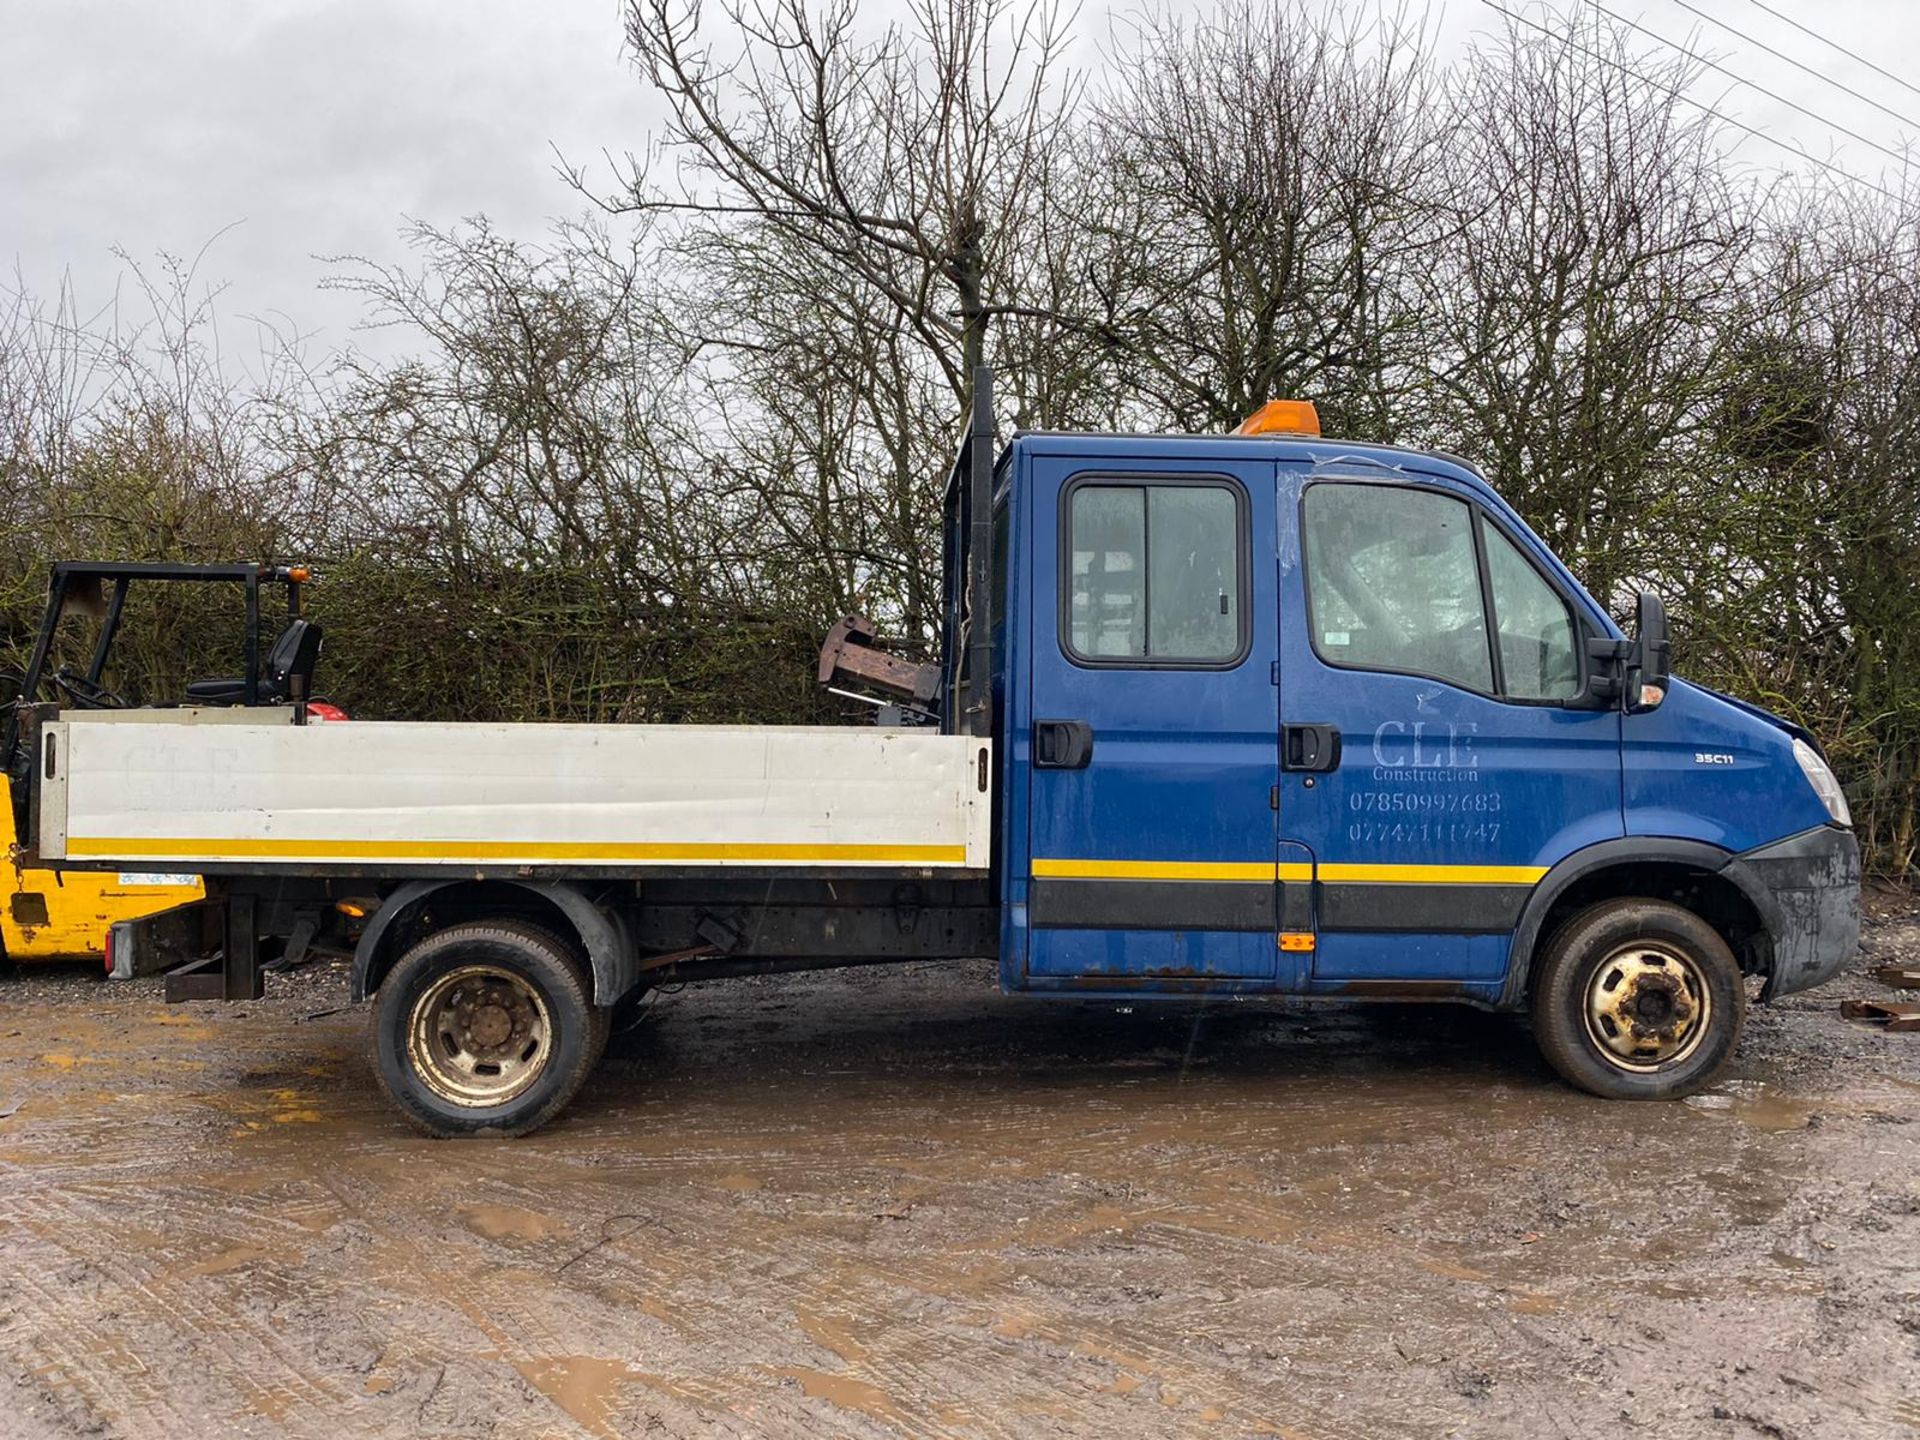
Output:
[1031, 879, 1524, 935]
[1030, 879, 1284, 931]
[1320, 883, 1532, 934]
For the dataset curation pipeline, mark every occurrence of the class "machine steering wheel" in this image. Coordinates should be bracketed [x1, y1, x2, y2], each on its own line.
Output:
[48, 667, 129, 710]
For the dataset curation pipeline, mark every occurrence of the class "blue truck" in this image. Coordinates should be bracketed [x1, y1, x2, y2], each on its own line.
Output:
[10, 372, 1861, 1136]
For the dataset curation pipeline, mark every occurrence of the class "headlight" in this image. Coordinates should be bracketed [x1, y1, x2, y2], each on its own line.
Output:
[1792, 737, 1851, 827]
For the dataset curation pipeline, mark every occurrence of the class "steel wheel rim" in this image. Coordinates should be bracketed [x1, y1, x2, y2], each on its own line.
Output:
[1583, 941, 1711, 1072]
[407, 964, 553, 1107]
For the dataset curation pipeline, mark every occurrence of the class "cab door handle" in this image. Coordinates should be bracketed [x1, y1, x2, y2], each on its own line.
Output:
[1283, 723, 1342, 772]
[1033, 719, 1094, 769]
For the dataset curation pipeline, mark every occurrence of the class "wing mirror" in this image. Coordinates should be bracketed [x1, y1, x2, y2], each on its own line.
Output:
[1629, 591, 1670, 712]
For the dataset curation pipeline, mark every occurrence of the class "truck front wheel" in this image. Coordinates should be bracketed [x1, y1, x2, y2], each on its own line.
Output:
[370, 920, 603, 1137]
[1529, 898, 1746, 1100]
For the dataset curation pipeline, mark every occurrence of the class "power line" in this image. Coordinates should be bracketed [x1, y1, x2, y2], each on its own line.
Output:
[1741, 0, 1920, 107]
[1668, 0, 1920, 135]
[1477, 0, 1908, 204]
[1586, 0, 1913, 168]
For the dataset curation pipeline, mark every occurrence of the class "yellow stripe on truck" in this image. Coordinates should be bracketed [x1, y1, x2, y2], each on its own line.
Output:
[1030, 858, 1287, 882]
[1034, 859, 1547, 885]
[64, 837, 969, 865]
[1317, 863, 1548, 885]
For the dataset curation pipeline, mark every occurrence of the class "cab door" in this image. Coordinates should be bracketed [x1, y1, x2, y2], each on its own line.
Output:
[1022, 453, 1282, 984]
[1276, 469, 1623, 993]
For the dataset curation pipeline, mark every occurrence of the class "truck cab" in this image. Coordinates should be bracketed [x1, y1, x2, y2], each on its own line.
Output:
[991, 409, 1858, 1097]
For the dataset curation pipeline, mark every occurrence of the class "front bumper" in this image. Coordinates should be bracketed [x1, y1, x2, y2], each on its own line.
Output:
[1724, 825, 1861, 1000]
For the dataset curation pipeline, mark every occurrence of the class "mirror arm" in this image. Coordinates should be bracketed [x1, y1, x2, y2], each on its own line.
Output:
[1584, 636, 1632, 707]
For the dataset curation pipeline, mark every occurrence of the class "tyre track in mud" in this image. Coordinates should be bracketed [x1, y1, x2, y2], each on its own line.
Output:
[2, 911, 1917, 1439]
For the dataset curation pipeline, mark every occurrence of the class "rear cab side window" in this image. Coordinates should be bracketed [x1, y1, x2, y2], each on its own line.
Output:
[1063, 477, 1248, 667]
[1302, 481, 1581, 702]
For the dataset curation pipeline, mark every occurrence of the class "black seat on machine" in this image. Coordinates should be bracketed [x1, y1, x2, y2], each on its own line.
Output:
[186, 619, 323, 706]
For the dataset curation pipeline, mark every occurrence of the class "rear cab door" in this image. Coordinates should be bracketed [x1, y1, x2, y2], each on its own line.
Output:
[1012, 441, 1296, 989]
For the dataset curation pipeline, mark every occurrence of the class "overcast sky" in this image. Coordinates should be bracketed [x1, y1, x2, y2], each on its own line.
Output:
[2, 0, 1916, 368]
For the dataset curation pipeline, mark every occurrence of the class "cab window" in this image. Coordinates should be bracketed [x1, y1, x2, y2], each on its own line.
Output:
[1064, 479, 1245, 665]
[1303, 482, 1581, 700]
[1303, 484, 1491, 692]
[1483, 523, 1579, 700]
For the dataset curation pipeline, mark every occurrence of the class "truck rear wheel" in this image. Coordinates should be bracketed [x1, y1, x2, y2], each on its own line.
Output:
[1529, 898, 1745, 1100]
[370, 919, 605, 1137]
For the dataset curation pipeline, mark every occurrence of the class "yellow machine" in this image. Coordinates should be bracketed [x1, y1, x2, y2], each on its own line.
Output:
[4, 560, 318, 968]
[2, 799, 202, 964]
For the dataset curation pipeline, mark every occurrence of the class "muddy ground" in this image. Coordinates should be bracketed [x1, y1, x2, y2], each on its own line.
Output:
[2, 906, 1917, 1440]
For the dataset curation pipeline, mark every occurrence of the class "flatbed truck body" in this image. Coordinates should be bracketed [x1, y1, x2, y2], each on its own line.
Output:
[39, 719, 991, 877]
[10, 374, 1861, 1135]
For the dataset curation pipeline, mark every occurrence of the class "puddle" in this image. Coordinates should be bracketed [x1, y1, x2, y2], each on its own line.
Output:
[1685, 1082, 1814, 1131]
[177, 1243, 277, 1278]
[1718, 1080, 1816, 1132]
[769, 1365, 904, 1424]
[462, 1204, 564, 1243]
[795, 1307, 870, 1364]
[1683, 1093, 1733, 1111]
[1728, 1093, 1815, 1132]
[514, 1356, 647, 1437]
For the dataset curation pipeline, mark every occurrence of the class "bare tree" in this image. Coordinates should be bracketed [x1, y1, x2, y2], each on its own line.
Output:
[608, 0, 1076, 403]
[1685, 189, 1920, 873]
[1086, 0, 1445, 434]
[1421, 11, 1752, 605]
[0, 249, 310, 702]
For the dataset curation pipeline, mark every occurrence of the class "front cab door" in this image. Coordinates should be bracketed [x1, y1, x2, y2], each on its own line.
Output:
[1277, 468, 1624, 999]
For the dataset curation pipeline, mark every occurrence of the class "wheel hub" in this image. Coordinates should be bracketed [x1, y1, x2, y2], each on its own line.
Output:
[468, 1000, 514, 1050]
[1584, 945, 1710, 1071]
[407, 965, 553, 1107]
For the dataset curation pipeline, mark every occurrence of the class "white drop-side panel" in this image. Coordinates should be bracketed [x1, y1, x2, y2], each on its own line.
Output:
[45, 719, 990, 871]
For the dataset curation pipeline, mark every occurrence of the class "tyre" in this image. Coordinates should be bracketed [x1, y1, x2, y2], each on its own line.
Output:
[369, 918, 606, 1137]
[1529, 898, 1746, 1100]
